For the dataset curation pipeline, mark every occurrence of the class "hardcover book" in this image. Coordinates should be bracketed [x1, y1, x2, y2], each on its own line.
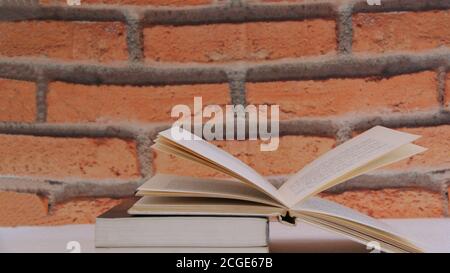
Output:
[96, 199, 268, 250]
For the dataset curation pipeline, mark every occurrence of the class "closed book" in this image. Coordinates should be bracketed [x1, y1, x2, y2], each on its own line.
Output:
[95, 200, 268, 248]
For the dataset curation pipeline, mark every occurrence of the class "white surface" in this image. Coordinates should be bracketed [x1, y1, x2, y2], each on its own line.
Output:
[270, 218, 450, 253]
[0, 219, 449, 253]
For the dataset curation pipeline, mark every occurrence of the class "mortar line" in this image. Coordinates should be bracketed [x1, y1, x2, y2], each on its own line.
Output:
[46, 179, 141, 204]
[1, 169, 448, 204]
[0, 122, 141, 139]
[2, 1, 449, 23]
[335, 125, 353, 144]
[226, 67, 248, 106]
[125, 10, 144, 63]
[351, 0, 450, 13]
[0, 2, 337, 23]
[136, 132, 154, 179]
[438, 66, 447, 109]
[0, 49, 449, 85]
[336, 2, 353, 55]
[35, 75, 48, 123]
[0, 4, 127, 22]
[0, 176, 142, 206]
[346, 110, 450, 132]
[0, 109, 449, 139]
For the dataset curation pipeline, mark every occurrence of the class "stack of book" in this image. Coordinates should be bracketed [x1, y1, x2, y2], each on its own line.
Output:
[95, 197, 270, 252]
[96, 126, 429, 253]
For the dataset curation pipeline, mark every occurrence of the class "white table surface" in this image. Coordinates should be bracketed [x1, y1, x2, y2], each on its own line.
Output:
[0, 219, 449, 253]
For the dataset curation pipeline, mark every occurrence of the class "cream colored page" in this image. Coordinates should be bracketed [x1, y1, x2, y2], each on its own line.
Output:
[128, 196, 285, 217]
[297, 214, 408, 253]
[138, 174, 282, 207]
[294, 197, 394, 234]
[278, 126, 421, 207]
[289, 143, 426, 202]
[293, 197, 425, 251]
[159, 127, 285, 206]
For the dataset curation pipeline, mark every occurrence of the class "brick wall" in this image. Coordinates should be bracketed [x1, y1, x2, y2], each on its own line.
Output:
[0, 0, 449, 226]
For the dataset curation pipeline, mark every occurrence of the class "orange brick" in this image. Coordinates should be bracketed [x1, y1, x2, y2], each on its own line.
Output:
[0, 191, 123, 226]
[0, 21, 127, 62]
[353, 10, 450, 53]
[247, 72, 438, 120]
[40, 0, 210, 5]
[320, 188, 444, 218]
[0, 191, 49, 227]
[41, 197, 124, 225]
[0, 79, 36, 122]
[47, 82, 230, 123]
[154, 135, 336, 177]
[0, 135, 140, 179]
[144, 20, 336, 63]
[385, 126, 450, 171]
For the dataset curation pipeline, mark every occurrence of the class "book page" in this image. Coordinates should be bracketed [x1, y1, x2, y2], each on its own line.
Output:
[292, 197, 425, 252]
[152, 142, 243, 179]
[137, 174, 283, 207]
[128, 196, 286, 217]
[297, 214, 409, 253]
[158, 127, 286, 206]
[278, 126, 421, 208]
[294, 197, 395, 233]
[284, 143, 425, 206]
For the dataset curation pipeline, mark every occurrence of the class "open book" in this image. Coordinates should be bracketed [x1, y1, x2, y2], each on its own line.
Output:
[129, 126, 428, 253]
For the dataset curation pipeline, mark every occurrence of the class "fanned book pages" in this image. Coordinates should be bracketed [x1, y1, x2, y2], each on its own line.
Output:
[129, 126, 429, 253]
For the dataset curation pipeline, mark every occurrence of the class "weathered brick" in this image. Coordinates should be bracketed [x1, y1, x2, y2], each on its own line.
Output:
[0, 135, 140, 179]
[0, 191, 48, 227]
[385, 126, 450, 171]
[0, 21, 127, 62]
[144, 20, 336, 63]
[47, 82, 230, 123]
[0, 191, 123, 226]
[154, 135, 336, 177]
[320, 188, 444, 218]
[247, 72, 438, 119]
[353, 10, 450, 53]
[0, 79, 36, 122]
[40, 0, 210, 5]
[41, 197, 124, 225]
